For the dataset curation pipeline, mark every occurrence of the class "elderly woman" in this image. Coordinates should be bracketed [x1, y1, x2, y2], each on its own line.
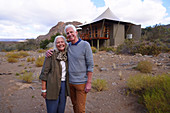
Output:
[39, 35, 70, 113]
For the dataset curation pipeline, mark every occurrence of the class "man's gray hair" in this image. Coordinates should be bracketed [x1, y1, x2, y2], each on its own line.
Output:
[53, 35, 68, 52]
[64, 24, 77, 34]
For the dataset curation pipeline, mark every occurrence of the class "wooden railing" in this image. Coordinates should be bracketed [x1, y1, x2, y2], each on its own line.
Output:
[80, 33, 110, 40]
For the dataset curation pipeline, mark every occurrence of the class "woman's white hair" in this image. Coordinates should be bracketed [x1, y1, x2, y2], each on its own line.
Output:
[64, 24, 77, 34]
[53, 35, 68, 52]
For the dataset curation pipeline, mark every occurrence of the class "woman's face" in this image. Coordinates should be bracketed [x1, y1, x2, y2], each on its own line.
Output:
[56, 37, 66, 52]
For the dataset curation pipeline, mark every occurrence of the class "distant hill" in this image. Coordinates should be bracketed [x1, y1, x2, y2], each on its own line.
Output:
[163, 24, 170, 29]
[36, 21, 82, 43]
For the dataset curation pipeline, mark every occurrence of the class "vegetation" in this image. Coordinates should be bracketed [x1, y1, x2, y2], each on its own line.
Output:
[27, 57, 35, 63]
[16, 39, 39, 51]
[116, 24, 170, 55]
[92, 79, 108, 91]
[19, 71, 34, 83]
[6, 51, 30, 63]
[7, 57, 18, 63]
[6, 51, 29, 58]
[91, 46, 97, 53]
[135, 60, 153, 73]
[37, 49, 46, 53]
[40, 33, 61, 49]
[127, 73, 170, 113]
[0, 39, 39, 51]
[100, 46, 116, 52]
[35, 56, 45, 67]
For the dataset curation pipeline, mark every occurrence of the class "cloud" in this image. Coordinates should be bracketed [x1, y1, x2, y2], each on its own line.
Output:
[0, 0, 169, 39]
[104, 0, 169, 27]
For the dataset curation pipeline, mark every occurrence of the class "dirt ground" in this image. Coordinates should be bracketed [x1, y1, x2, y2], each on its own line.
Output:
[0, 51, 169, 113]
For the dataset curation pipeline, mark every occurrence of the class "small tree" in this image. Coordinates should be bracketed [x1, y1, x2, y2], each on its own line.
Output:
[40, 39, 49, 49]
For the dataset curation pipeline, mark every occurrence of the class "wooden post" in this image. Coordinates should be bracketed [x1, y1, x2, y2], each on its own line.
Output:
[91, 40, 93, 47]
[97, 39, 99, 50]
[106, 39, 110, 47]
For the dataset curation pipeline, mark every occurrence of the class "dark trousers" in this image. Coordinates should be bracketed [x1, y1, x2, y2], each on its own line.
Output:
[46, 81, 66, 113]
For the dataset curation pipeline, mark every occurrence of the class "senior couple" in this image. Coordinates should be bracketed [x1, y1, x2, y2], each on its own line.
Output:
[39, 24, 94, 113]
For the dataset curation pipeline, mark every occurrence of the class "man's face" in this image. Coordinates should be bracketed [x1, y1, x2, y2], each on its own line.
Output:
[66, 27, 78, 43]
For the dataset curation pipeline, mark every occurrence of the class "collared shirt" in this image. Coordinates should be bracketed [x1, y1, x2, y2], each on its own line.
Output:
[72, 38, 81, 45]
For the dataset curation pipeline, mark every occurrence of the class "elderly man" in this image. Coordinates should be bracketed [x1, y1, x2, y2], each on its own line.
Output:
[46, 24, 94, 113]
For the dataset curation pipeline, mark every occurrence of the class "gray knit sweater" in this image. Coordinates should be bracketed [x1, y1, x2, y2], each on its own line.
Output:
[68, 39, 94, 84]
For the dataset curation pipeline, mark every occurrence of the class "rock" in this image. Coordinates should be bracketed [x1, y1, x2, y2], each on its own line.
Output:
[29, 86, 35, 90]
[135, 53, 142, 57]
[100, 68, 108, 71]
[144, 55, 153, 58]
[112, 82, 117, 86]
[36, 21, 82, 43]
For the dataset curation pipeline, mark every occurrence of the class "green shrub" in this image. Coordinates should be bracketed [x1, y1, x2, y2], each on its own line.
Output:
[135, 60, 153, 73]
[131, 43, 162, 56]
[127, 73, 170, 113]
[92, 79, 108, 91]
[19, 72, 34, 83]
[116, 38, 168, 56]
[15, 73, 20, 76]
[40, 39, 49, 49]
[100, 46, 116, 52]
[35, 56, 45, 67]
[91, 47, 97, 53]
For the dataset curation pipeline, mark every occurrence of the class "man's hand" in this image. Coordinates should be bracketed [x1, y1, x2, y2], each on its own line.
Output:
[85, 72, 93, 93]
[46, 49, 53, 57]
[85, 82, 91, 93]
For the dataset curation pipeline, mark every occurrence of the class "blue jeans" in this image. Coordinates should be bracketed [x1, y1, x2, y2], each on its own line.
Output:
[46, 81, 66, 113]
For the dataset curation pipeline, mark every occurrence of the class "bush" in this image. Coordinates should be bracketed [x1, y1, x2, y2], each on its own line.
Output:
[40, 39, 49, 49]
[35, 56, 45, 67]
[135, 60, 153, 73]
[18, 51, 29, 57]
[127, 73, 170, 113]
[116, 38, 169, 56]
[91, 47, 97, 53]
[6, 51, 29, 59]
[19, 72, 34, 83]
[7, 57, 18, 63]
[100, 46, 116, 52]
[92, 79, 108, 91]
[6, 52, 20, 58]
[37, 49, 46, 53]
[27, 57, 35, 62]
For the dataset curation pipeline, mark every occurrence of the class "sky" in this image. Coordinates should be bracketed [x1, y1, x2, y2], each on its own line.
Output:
[0, 0, 169, 39]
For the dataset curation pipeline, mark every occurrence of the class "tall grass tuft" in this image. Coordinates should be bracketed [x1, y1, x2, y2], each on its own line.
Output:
[6, 51, 29, 59]
[127, 73, 170, 113]
[91, 47, 97, 53]
[19, 72, 34, 83]
[35, 56, 45, 67]
[7, 57, 18, 63]
[92, 79, 108, 91]
[27, 57, 35, 63]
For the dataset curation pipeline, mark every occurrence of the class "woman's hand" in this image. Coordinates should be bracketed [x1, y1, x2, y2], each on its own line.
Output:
[41, 92, 47, 99]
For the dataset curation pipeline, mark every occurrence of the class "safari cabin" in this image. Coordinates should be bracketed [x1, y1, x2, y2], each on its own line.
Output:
[77, 8, 141, 49]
